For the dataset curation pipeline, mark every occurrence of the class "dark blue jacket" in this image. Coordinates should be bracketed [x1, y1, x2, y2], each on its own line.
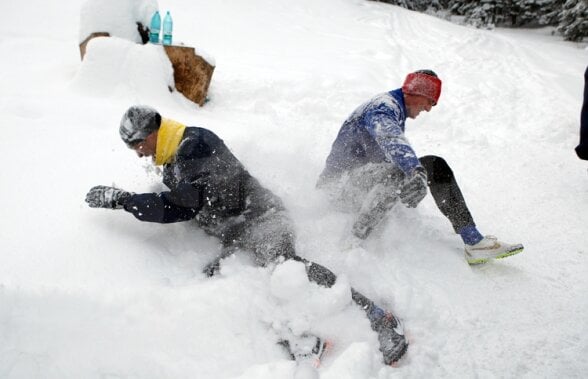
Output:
[123, 127, 284, 241]
[576, 66, 588, 160]
[318, 88, 422, 183]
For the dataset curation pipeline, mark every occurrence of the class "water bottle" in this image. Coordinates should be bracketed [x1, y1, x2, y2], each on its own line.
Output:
[149, 11, 161, 43]
[162, 11, 173, 45]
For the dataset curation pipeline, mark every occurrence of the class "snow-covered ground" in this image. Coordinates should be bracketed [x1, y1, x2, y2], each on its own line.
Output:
[1, 0, 587, 378]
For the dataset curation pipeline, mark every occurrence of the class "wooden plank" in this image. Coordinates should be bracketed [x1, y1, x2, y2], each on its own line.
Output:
[164, 45, 215, 106]
[79, 32, 110, 60]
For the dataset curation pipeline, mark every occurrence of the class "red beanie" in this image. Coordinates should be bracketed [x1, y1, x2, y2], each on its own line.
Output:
[402, 70, 442, 105]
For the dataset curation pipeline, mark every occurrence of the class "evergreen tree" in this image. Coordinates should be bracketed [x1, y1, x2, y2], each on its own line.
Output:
[368, 0, 587, 41]
[556, 0, 588, 41]
[369, 0, 443, 12]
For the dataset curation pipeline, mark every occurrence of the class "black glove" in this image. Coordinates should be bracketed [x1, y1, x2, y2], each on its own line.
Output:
[85, 185, 133, 209]
[398, 168, 428, 208]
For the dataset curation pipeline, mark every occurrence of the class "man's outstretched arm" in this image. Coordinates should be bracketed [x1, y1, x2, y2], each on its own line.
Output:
[85, 184, 199, 223]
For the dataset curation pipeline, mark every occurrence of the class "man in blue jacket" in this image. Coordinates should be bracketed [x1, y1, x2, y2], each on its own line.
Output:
[85, 106, 408, 365]
[318, 70, 523, 264]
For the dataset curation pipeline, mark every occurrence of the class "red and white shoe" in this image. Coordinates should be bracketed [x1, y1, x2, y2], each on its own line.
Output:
[280, 334, 333, 368]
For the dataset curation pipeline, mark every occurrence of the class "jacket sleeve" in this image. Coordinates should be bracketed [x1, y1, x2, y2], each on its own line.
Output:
[123, 191, 199, 223]
[364, 102, 422, 175]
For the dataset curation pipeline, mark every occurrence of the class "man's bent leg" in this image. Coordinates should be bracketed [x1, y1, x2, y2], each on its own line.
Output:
[345, 164, 404, 239]
[419, 155, 476, 233]
[230, 208, 409, 363]
[264, 237, 409, 364]
[420, 156, 523, 263]
[293, 256, 408, 364]
[352, 183, 399, 239]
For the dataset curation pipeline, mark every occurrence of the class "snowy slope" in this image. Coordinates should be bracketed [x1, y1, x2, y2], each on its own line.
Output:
[1, 0, 587, 378]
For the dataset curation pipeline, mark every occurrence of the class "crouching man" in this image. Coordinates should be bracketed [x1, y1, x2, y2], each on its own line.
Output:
[317, 70, 524, 264]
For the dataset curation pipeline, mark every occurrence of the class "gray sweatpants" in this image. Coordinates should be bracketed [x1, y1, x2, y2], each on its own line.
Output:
[320, 162, 405, 239]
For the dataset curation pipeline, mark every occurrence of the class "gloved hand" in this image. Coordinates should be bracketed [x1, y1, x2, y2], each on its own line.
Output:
[85, 185, 133, 209]
[398, 168, 428, 208]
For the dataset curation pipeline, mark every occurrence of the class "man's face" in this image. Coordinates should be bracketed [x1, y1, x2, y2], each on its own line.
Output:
[130, 131, 157, 159]
[406, 95, 435, 119]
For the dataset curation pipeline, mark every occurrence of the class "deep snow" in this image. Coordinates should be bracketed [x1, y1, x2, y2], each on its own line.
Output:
[1, 0, 587, 378]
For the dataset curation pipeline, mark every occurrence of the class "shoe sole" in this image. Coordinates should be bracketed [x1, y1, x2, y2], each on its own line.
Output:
[312, 339, 333, 368]
[387, 339, 409, 367]
[467, 246, 524, 265]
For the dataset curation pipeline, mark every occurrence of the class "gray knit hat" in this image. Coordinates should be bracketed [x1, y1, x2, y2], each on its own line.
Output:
[119, 105, 161, 146]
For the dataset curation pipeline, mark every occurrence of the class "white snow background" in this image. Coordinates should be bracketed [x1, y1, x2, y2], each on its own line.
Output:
[1, 0, 587, 378]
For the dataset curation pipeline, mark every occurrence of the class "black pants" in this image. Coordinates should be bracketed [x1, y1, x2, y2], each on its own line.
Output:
[419, 155, 475, 233]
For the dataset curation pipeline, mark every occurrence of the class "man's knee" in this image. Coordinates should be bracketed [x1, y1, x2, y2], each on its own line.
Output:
[254, 236, 297, 266]
[419, 155, 453, 184]
[307, 261, 337, 288]
[359, 163, 403, 186]
[287, 256, 337, 288]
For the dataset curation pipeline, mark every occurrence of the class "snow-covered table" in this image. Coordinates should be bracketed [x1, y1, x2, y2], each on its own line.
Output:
[79, 34, 215, 106]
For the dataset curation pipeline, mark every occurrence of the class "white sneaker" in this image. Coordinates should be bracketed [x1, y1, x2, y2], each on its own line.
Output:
[464, 235, 524, 265]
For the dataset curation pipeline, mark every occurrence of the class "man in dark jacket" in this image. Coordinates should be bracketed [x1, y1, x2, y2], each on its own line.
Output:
[85, 105, 408, 365]
[575, 66, 588, 160]
[318, 70, 524, 264]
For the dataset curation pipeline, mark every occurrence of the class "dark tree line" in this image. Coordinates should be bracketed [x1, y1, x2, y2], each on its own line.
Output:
[370, 0, 587, 41]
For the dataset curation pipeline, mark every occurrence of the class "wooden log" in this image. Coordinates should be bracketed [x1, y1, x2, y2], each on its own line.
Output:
[164, 45, 214, 106]
[79, 32, 110, 60]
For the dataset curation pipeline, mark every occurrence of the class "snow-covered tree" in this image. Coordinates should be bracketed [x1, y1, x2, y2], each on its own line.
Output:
[370, 0, 587, 41]
[369, 0, 443, 11]
[554, 0, 588, 41]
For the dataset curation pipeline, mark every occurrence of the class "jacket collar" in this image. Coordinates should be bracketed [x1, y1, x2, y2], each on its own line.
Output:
[155, 118, 186, 166]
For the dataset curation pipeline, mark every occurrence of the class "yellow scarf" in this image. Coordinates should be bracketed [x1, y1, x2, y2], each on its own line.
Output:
[155, 118, 187, 166]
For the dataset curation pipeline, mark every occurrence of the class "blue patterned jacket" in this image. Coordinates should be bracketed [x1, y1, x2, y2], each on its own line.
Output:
[318, 88, 422, 183]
